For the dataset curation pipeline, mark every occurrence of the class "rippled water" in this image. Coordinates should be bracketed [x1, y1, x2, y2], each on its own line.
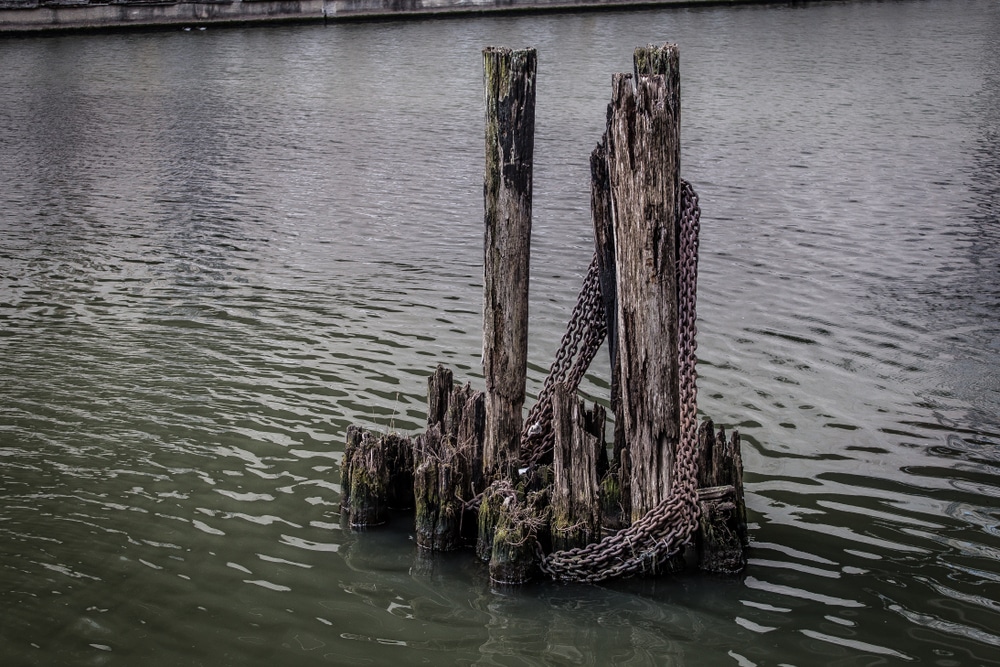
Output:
[2, 1, 999, 665]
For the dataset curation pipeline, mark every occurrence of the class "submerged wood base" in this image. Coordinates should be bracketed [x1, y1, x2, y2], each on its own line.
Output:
[341, 366, 749, 581]
[695, 420, 749, 573]
[340, 426, 414, 528]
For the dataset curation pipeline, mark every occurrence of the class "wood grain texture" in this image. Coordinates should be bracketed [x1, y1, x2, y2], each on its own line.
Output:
[482, 47, 537, 478]
[603, 44, 681, 523]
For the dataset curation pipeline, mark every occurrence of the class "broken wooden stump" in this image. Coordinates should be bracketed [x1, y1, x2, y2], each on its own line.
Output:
[341, 425, 414, 528]
[695, 419, 749, 573]
[550, 383, 604, 551]
[413, 425, 464, 551]
[487, 482, 548, 585]
[413, 365, 485, 550]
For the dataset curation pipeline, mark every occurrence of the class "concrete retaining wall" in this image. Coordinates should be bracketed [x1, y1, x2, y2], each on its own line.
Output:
[1, 0, 323, 32]
[0, 0, 807, 34]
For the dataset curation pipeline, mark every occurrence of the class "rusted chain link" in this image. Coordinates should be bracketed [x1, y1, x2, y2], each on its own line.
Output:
[519, 257, 607, 465]
[528, 180, 701, 582]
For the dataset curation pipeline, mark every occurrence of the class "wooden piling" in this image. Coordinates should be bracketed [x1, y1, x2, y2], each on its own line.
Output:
[591, 137, 633, 531]
[476, 463, 553, 559]
[476, 480, 510, 562]
[695, 419, 749, 573]
[488, 483, 546, 585]
[482, 46, 537, 480]
[602, 44, 683, 523]
[550, 383, 603, 551]
[341, 425, 414, 527]
[590, 141, 625, 462]
[413, 365, 486, 550]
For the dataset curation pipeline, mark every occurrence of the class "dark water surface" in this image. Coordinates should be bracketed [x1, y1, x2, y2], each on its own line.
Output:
[2, 1, 1000, 664]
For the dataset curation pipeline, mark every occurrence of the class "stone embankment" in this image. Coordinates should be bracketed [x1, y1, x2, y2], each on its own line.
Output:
[1, 0, 814, 34]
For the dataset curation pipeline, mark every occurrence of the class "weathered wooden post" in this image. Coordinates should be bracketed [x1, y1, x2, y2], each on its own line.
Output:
[413, 365, 485, 550]
[341, 426, 389, 527]
[482, 46, 536, 480]
[604, 44, 683, 523]
[550, 383, 603, 551]
[590, 141, 620, 446]
[487, 482, 548, 585]
[591, 134, 632, 535]
[489, 498, 536, 585]
[341, 426, 413, 527]
[696, 420, 749, 573]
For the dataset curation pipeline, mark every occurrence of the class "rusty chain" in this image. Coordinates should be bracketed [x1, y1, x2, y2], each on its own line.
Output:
[526, 180, 701, 582]
[519, 256, 607, 465]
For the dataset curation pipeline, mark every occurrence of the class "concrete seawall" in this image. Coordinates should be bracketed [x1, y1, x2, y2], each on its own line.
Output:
[1, 0, 821, 34]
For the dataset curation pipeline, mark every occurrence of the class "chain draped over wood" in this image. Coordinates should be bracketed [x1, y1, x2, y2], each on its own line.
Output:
[520, 179, 701, 582]
[519, 256, 607, 466]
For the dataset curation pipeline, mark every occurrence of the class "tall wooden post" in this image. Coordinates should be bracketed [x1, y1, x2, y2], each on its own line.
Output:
[604, 44, 682, 523]
[482, 47, 537, 479]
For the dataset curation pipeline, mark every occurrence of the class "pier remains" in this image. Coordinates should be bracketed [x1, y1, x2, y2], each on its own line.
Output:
[341, 44, 749, 584]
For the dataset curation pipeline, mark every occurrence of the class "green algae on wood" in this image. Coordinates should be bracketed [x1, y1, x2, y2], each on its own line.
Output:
[488, 484, 547, 585]
[482, 46, 537, 481]
[341, 426, 389, 527]
[413, 366, 486, 551]
[695, 420, 749, 573]
[550, 383, 604, 551]
[341, 426, 415, 527]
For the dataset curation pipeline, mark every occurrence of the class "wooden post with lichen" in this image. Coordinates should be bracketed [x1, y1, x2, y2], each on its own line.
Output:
[487, 482, 547, 585]
[601, 44, 683, 523]
[482, 46, 536, 481]
[550, 383, 604, 551]
[696, 419, 749, 573]
[413, 365, 485, 551]
[341, 426, 414, 528]
[476, 480, 507, 562]
[341, 426, 389, 527]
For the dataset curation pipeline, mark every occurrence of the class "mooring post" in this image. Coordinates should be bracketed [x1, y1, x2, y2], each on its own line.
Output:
[602, 44, 683, 523]
[413, 366, 485, 551]
[341, 425, 414, 528]
[487, 481, 547, 585]
[550, 383, 604, 551]
[696, 420, 749, 573]
[481, 46, 537, 480]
